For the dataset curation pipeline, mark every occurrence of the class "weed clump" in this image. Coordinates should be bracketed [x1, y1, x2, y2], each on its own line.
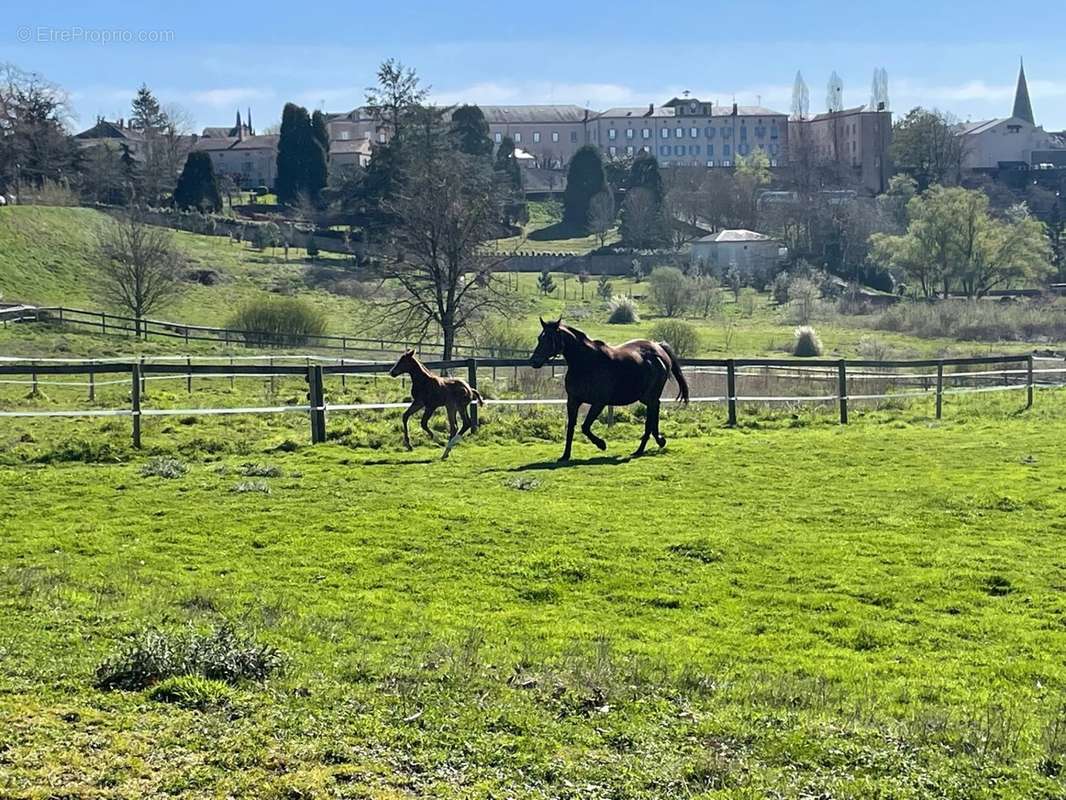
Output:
[95, 622, 283, 690]
[148, 675, 232, 710]
[238, 462, 283, 478]
[140, 456, 188, 479]
[232, 480, 270, 494]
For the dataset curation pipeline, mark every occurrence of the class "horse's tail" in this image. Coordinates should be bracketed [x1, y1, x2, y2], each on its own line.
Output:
[470, 388, 485, 407]
[660, 342, 690, 404]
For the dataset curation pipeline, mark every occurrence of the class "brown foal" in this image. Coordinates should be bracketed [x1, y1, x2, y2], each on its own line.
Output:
[389, 349, 484, 459]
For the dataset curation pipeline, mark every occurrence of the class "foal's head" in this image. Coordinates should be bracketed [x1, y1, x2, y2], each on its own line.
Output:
[389, 349, 418, 377]
[530, 317, 566, 368]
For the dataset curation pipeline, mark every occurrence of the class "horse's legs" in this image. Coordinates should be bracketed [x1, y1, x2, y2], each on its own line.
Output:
[581, 402, 608, 451]
[633, 402, 654, 456]
[560, 395, 581, 462]
[441, 404, 463, 461]
[652, 399, 666, 448]
[420, 406, 440, 443]
[401, 401, 422, 451]
[457, 403, 473, 436]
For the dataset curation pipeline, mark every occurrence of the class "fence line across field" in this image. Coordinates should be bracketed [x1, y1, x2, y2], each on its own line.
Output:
[0, 353, 1050, 447]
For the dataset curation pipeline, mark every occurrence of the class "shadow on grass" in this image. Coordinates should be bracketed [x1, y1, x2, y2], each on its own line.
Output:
[527, 221, 588, 242]
[484, 453, 632, 473]
[357, 456, 439, 467]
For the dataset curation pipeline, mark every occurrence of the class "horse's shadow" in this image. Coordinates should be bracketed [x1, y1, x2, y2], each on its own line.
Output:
[485, 454, 632, 474]
[358, 456, 439, 467]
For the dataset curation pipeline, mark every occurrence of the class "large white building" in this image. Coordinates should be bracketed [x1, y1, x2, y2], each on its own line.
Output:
[960, 62, 1063, 170]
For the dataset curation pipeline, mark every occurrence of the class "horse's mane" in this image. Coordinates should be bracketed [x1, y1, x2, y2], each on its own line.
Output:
[560, 322, 590, 342]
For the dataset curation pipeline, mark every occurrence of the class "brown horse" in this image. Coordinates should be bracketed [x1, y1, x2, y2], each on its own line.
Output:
[389, 349, 484, 459]
[529, 318, 689, 462]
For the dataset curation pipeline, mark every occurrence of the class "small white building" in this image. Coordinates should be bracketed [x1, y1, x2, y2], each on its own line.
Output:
[959, 61, 1063, 170]
[690, 229, 786, 275]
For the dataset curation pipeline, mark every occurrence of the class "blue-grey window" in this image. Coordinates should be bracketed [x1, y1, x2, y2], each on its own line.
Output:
[659, 145, 670, 156]
[660, 128, 669, 139]
[705, 127, 715, 138]
[755, 126, 766, 138]
[674, 145, 685, 156]
[707, 144, 714, 157]
[675, 127, 683, 138]
[722, 128, 732, 139]
[570, 131, 578, 142]
[770, 126, 779, 139]
[724, 144, 732, 157]
[740, 126, 747, 140]
[738, 143, 749, 156]
[690, 145, 700, 155]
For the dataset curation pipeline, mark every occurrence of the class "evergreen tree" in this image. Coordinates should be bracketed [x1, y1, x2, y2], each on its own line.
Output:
[563, 145, 607, 231]
[309, 110, 330, 198]
[451, 105, 493, 157]
[626, 152, 664, 203]
[130, 84, 168, 130]
[537, 269, 556, 295]
[494, 136, 522, 191]
[620, 153, 667, 248]
[173, 151, 221, 212]
[275, 103, 326, 206]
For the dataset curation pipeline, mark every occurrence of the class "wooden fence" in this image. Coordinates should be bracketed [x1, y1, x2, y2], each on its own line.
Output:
[0, 354, 1050, 449]
[0, 305, 527, 358]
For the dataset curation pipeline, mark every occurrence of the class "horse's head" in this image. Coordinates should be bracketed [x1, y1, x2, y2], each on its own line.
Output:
[389, 349, 416, 377]
[530, 317, 564, 368]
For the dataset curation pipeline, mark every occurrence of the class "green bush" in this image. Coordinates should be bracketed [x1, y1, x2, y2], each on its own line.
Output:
[649, 320, 701, 358]
[478, 317, 528, 357]
[793, 326, 823, 357]
[607, 296, 640, 324]
[95, 623, 283, 690]
[227, 298, 328, 347]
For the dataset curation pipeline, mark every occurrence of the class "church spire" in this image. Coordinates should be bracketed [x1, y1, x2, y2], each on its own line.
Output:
[1012, 59, 1035, 125]
[247, 106, 253, 136]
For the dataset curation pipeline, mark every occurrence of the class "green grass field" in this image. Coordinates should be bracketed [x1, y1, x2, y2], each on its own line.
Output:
[1, 387, 1065, 798]
[2, 206, 1066, 797]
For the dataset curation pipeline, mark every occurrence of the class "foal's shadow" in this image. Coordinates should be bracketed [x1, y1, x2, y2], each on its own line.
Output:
[358, 456, 439, 467]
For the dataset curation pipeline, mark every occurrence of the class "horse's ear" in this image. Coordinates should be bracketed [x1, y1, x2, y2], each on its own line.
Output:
[555, 316, 563, 326]
[539, 316, 547, 328]
[405, 348, 415, 357]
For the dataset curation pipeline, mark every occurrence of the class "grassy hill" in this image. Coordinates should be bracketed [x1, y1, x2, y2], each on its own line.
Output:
[0, 390, 1064, 797]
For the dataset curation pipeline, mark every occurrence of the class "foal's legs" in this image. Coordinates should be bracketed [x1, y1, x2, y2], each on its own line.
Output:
[634, 400, 655, 456]
[651, 399, 667, 448]
[581, 402, 608, 451]
[401, 400, 423, 450]
[441, 404, 463, 461]
[457, 403, 473, 436]
[560, 395, 581, 462]
[420, 406, 440, 443]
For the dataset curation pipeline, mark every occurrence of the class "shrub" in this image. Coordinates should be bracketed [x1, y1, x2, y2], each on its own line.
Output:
[788, 276, 820, 324]
[95, 622, 283, 690]
[607, 295, 640, 324]
[648, 266, 690, 317]
[140, 456, 188, 479]
[596, 274, 613, 301]
[793, 326, 823, 357]
[771, 272, 791, 306]
[868, 299, 1066, 343]
[149, 675, 232, 710]
[228, 298, 327, 347]
[232, 480, 270, 494]
[690, 275, 722, 318]
[649, 320, 701, 358]
[478, 317, 527, 357]
[739, 288, 758, 318]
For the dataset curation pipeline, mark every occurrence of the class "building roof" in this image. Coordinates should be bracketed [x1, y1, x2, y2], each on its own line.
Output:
[597, 103, 785, 121]
[192, 137, 240, 152]
[479, 105, 590, 124]
[959, 118, 1005, 136]
[803, 105, 879, 123]
[696, 229, 774, 243]
[329, 138, 372, 156]
[74, 119, 144, 141]
[228, 134, 279, 151]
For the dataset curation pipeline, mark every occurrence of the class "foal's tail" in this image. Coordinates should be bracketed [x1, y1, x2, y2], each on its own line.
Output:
[659, 342, 690, 404]
[470, 388, 485, 407]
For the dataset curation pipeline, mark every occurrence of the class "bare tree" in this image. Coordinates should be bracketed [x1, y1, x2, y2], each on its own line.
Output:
[95, 211, 185, 336]
[138, 103, 194, 205]
[376, 153, 510, 359]
[588, 189, 615, 248]
[0, 63, 76, 195]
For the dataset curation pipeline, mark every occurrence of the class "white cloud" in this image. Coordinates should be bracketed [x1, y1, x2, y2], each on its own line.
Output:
[182, 87, 275, 108]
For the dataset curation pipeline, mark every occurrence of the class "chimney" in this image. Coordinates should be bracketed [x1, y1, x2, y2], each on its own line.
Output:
[647, 103, 654, 117]
[877, 102, 885, 112]
[732, 102, 738, 116]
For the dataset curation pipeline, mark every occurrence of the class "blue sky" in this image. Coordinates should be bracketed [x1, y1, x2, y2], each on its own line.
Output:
[8, 0, 1066, 132]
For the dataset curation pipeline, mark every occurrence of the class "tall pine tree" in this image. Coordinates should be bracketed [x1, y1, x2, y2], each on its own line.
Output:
[130, 84, 168, 130]
[275, 103, 327, 206]
[563, 145, 607, 231]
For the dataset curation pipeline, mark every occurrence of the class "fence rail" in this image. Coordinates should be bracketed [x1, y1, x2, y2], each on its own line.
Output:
[1, 305, 527, 358]
[0, 353, 1055, 449]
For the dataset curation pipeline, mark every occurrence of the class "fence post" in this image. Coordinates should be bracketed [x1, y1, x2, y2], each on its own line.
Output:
[269, 356, 276, 395]
[340, 358, 347, 390]
[131, 363, 142, 449]
[186, 357, 192, 394]
[1026, 355, 1034, 409]
[726, 359, 737, 427]
[837, 360, 849, 425]
[229, 357, 235, 391]
[467, 358, 479, 429]
[935, 362, 944, 420]
[139, 356, 146, 396]
[101, 312, 107, 334]
[88, 361, 96, 402]
[307, 365, 327, 444]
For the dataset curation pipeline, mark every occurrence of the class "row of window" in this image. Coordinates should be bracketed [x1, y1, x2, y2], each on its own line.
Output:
[659, 159, 780, 168]
[607, 125, 779, 141]
[649, 143, 780, 158]
[493, 130, 576, 145]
